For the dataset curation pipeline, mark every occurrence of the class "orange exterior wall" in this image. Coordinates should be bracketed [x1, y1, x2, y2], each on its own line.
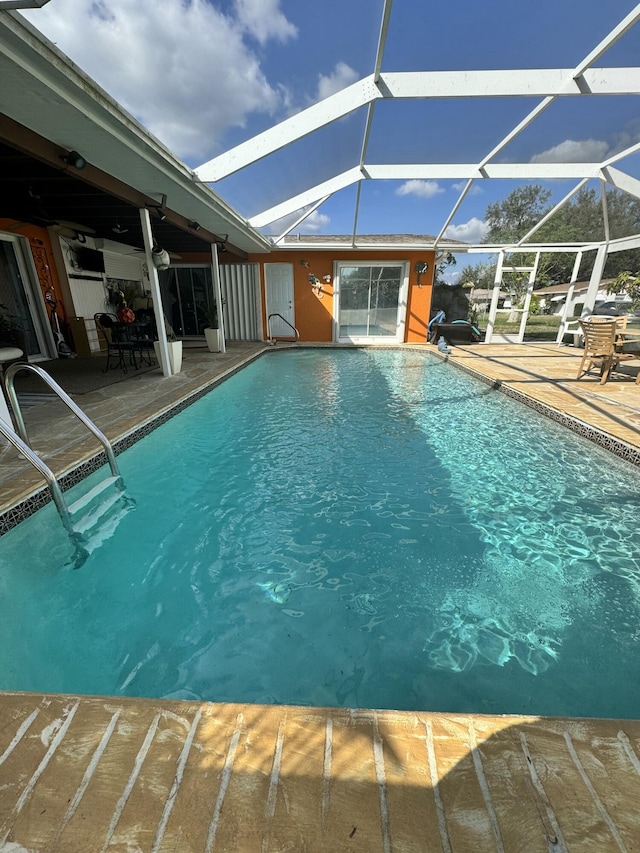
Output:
[246, 249, 435, 343]
[0, 219, 68, 321]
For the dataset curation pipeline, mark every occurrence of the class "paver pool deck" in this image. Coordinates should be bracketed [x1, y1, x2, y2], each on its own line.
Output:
[1, 341, 639, 851]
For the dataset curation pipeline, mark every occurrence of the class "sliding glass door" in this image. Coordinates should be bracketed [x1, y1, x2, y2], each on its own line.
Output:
[0, 234, 51, 358]
[335, 263, 408, 342]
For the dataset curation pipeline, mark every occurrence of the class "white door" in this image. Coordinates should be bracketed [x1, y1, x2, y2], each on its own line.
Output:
[264, 263, 295, 338]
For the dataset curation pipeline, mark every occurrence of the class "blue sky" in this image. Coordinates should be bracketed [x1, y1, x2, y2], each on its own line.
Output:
[22, 0, 640, 278]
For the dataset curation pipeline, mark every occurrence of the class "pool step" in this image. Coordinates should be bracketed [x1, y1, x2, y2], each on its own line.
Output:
[66, 475, 135, 566]
[67, 475, 121, 516]
[79, 502, 133, 556]
[71, 489, 124, 536]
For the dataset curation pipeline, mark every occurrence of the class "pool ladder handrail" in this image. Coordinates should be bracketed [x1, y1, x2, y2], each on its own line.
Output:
[267, 313, 300, 343]
[2, 363, 123, 540]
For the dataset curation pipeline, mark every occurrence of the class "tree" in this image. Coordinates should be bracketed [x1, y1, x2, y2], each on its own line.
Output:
[606, 270, 640, 309]
[485, 185, 552, 243]
[433, 252, 456, 286]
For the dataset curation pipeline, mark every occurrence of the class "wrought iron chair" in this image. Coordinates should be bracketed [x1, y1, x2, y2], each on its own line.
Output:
[94, 313, 139, 373]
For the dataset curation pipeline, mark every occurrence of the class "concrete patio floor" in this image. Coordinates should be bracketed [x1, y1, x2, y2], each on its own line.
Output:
[1, 340, 640, 851]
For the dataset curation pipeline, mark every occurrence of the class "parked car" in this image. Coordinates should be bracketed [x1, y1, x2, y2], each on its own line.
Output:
[592, 301, 626, 316]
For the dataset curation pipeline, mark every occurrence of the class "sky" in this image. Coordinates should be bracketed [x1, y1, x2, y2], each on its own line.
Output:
[22, 0, 640, 281]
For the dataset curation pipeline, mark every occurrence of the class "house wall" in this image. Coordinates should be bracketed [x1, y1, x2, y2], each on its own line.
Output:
[247, 248, 435, 343]
[143, 247, 436, 342]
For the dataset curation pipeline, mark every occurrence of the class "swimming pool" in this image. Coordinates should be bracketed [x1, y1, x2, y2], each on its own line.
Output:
[1, 348, 640, 718]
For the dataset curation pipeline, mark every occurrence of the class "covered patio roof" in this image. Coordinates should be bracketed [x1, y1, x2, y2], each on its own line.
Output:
[0, 12, 271, 258]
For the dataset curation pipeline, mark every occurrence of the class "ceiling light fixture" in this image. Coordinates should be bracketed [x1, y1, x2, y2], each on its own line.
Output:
[112, 220, 128, 235]
[61, 150, 86, 170]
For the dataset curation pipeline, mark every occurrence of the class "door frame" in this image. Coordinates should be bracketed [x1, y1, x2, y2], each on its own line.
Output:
[332, 260, 409, 343]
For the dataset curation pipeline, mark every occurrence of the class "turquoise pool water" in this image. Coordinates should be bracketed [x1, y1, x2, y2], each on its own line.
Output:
[2, 349, 640, 717]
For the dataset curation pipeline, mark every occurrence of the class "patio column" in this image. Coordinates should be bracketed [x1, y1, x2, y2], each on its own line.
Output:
[211, 243, 226, 354]
[139, 207, 172, 377]
[582, 244, 608, 315]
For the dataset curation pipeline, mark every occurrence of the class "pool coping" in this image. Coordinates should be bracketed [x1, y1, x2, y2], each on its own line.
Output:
[2, 341, 640, 534]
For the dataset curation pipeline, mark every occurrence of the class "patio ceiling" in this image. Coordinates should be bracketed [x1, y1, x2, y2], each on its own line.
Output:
[194, 1, 640, 254]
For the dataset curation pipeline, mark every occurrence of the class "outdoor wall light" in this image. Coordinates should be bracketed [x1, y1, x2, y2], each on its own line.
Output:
[147, 205, 167, 221]
[188, 221, 201, 231]
[215, 234, 228, 253]
[414, 260, 429, 287]
[146, 193, 167, 221]
[61, 150, 86, 170]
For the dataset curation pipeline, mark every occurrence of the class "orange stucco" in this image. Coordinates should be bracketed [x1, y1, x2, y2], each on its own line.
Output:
[0, 219, 67, 320]
[247, 249, 435, 343]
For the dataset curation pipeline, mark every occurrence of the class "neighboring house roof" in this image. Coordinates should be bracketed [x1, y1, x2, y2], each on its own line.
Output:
[535, 280, 614, 296]
[279, 234, 470, 249]
[468, 289, 509, 301]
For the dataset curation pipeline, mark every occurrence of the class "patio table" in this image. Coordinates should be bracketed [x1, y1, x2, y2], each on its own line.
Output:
[615, 329, 640, 382]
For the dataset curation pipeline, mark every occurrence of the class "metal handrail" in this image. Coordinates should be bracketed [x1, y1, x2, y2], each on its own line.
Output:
[0, 416, 74, 535]
[267, 313, 300, 342]
[4, 363, 121, 480]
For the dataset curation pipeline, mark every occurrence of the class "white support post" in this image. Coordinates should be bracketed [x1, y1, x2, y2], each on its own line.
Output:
[556, 252, 583, 345]
[139, 207, 172, 377]
[583, 244, 609, 314]
[484, 251, 504, 344]
[211, 244, 226, 354]
[517, 252, 541, 341]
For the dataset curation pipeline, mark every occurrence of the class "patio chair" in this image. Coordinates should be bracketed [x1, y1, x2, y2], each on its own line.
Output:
[577, 318, 635, 384]
[94, 313, 139, 373]
[562, 314, 627, 347]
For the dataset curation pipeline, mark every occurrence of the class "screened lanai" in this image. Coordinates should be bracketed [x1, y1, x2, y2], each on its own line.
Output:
[193, 0, 640, 342]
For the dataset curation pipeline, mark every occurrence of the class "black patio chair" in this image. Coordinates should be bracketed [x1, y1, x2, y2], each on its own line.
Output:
[94, 313, 139, 373]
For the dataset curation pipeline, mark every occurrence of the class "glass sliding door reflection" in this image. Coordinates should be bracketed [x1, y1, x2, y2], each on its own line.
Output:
[338, 266, 403, 339]
[160, 266, 213, 337]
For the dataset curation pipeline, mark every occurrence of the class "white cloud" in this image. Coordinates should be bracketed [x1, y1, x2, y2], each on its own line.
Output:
[299, 211, 330, 233]
[262, 209, 330, 236]
[444, 217, 488, 244]
[23, 0, 296, 161]
[233, 0, 297, 44]
[396, 180, 445, 198]
[530, 138, 610, 164]
[316, 62, 359, 102]
[452, 181, 483, 196]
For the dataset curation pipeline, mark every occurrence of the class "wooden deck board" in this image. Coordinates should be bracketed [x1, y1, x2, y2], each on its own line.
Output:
[0, 694, 638, 851]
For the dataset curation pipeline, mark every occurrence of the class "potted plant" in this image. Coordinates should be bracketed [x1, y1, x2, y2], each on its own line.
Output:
[202, 300, 222, 353]
[153, 315, 183, 373]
